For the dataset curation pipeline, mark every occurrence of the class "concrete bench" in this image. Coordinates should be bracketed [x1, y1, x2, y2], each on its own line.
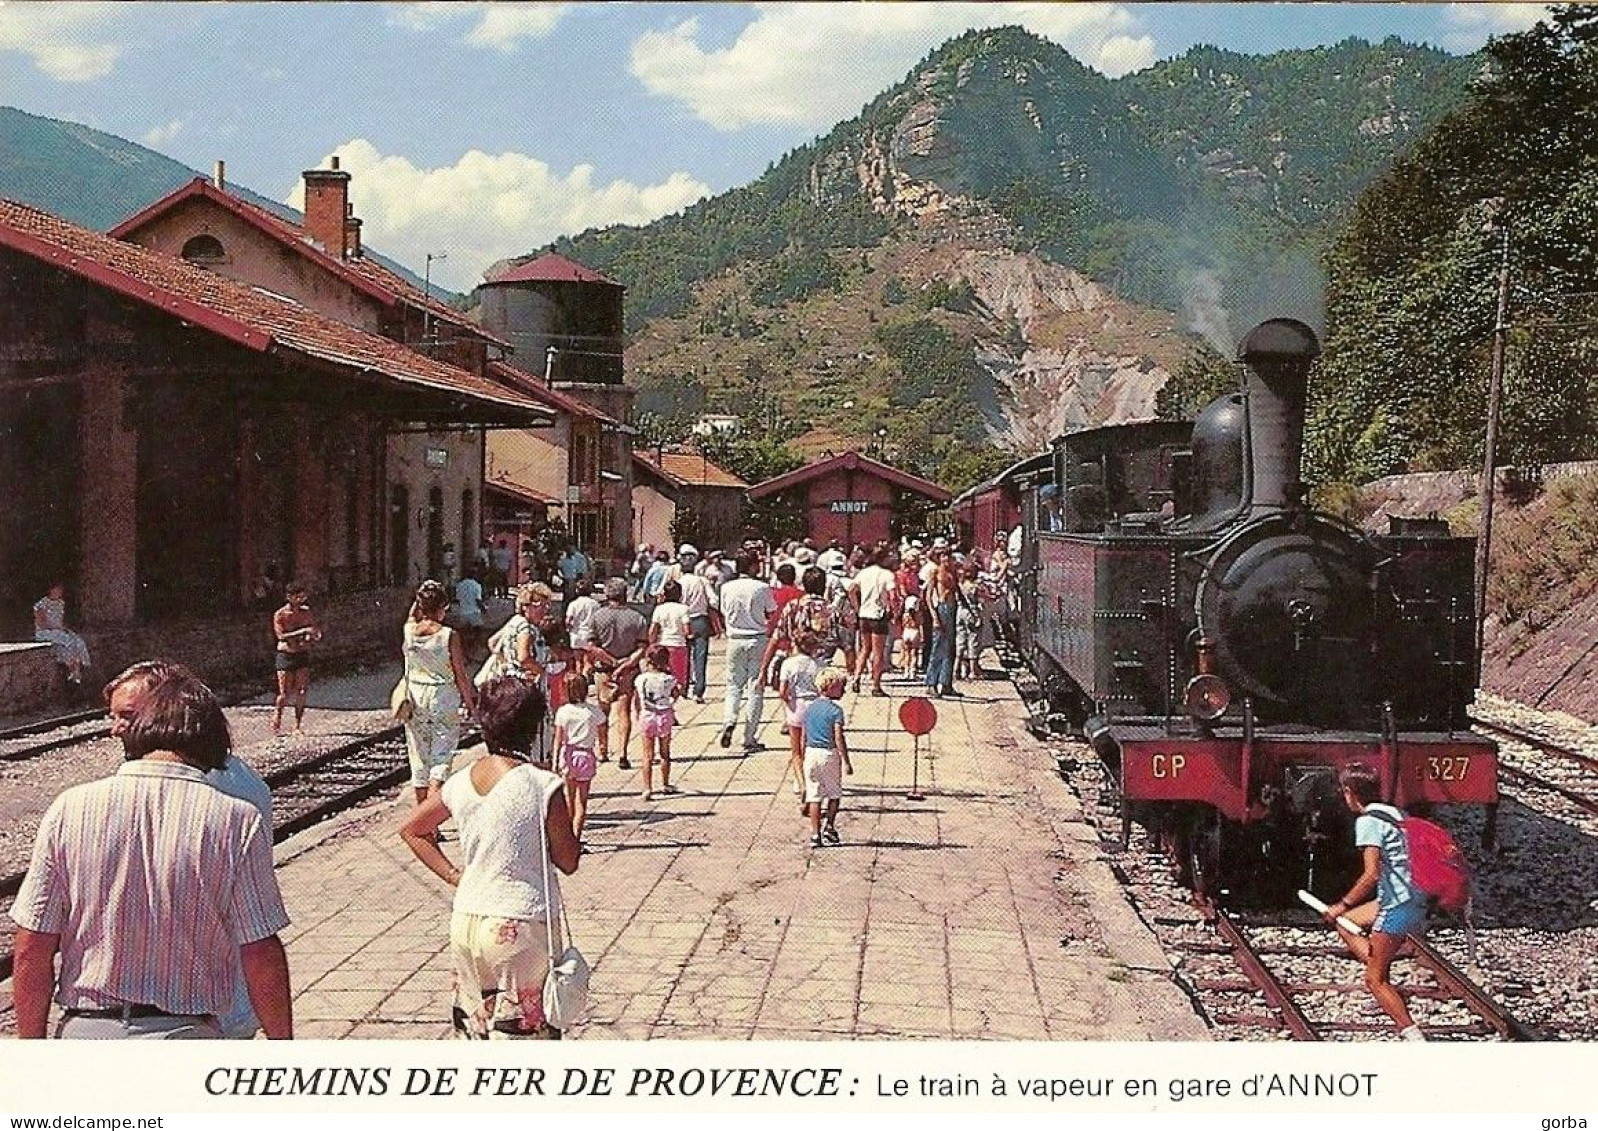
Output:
[0, 641, 69, 718]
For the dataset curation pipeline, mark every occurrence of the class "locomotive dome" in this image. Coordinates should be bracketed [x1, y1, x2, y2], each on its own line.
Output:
[1236, 317, 1321, 362]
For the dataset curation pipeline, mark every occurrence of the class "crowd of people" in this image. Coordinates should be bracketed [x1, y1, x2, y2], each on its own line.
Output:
[387, 532, 1015, 855]
[7, 531, 1436, 1042]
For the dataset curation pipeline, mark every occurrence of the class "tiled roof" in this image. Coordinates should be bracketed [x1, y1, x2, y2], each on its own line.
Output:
[0, 196, 551, 422]
[486, 477, 561, 508]
[109, 178, 508, 347]
[747, 450, 953, 502]
[485, 251, 620, 287]
[634, 449, 747, 490]
[486, 360, 621, 427]
[345, 253, 513, 349]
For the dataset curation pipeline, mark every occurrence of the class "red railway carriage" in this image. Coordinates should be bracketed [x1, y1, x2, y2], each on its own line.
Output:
[951, 452, 1050, 551]
[1014, 319, 1499, 902]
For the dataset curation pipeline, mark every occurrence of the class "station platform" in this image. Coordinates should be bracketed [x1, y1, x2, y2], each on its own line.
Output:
[268, 641, 1208, 1042]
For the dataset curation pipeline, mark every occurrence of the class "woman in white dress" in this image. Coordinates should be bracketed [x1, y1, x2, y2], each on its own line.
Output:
[401, 580, 477, 804]
[33, 582, 90, 684]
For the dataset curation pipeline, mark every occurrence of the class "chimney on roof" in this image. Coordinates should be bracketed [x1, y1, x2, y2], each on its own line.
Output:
[302, 155, 352, 259]
[344, 202, 362, 259]
[214, 160, 225, 191]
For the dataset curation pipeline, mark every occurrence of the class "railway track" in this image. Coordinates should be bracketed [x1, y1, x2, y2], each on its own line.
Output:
[1191, 896, 1536, 1041]
[0, 722, 452, 990]
[1471, 716, 1598, 819]
[0, 709, 113, 764]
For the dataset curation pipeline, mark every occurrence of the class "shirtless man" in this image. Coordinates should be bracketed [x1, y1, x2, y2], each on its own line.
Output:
[272, 581, 321, 736]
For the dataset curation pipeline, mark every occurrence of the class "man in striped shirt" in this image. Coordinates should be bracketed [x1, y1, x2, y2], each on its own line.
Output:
[11, 671, 293, 1039]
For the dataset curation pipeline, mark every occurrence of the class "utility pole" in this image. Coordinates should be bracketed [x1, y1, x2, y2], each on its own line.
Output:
[423, 251, 448, 345]
[1473, 214, 1512, 662]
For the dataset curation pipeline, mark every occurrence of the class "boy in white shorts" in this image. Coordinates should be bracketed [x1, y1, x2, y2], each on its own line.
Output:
[800, 666, 852, 848]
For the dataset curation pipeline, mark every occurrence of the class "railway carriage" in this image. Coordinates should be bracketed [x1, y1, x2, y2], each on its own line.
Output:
[1014, 318, 1498, 901]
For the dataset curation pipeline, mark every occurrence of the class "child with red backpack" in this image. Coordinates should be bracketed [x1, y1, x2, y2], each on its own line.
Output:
[1324, 763, 1444, 1041]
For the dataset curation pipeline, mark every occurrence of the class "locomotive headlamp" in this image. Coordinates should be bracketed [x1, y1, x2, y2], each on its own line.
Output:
[1185, 673, 1231, 722]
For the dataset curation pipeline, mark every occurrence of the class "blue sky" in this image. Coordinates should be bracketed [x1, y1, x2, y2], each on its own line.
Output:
[0, 2, 1549, 290]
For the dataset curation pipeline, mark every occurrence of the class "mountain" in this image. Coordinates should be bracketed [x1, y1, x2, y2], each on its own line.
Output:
[0, 105, 450, 297]
[533, 27, 1477, 487]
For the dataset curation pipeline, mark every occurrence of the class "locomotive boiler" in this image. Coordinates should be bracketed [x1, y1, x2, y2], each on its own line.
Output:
[1015, 318, 1498, 902]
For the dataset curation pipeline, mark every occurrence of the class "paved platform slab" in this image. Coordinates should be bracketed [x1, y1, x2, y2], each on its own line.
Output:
[272, 643, 1209, 1041]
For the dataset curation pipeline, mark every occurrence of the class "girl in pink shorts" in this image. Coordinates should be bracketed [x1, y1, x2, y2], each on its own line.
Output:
[552, 671, 607, 843]
[636, 645, 680, 801]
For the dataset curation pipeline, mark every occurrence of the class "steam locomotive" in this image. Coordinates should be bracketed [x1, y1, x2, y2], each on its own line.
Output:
[1011, 318, 1498, 902]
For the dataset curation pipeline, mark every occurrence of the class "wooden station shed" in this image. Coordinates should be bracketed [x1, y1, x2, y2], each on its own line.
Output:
[747, 450, 952, 548]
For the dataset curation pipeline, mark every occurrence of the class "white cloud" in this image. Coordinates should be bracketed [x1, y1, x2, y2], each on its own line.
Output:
[142, 118, 185, 148]
[1441, 3, 1549, 50]
[1094, 33, 1157, 78]
[387, 2, 569, 51]
[0, 2, 122, 81]
[287, 139, 710, 291]
[629, 2, 1154, 131]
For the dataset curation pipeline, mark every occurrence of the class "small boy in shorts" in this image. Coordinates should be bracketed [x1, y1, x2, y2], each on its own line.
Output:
[801, 666, 852, 848]
[552, 670, 606, 844]
[636, 645, 680, 801]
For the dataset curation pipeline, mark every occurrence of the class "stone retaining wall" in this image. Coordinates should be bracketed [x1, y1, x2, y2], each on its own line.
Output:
[79, 587, 412, 693]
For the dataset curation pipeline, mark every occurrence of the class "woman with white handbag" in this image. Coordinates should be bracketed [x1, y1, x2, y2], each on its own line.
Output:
[399, 676, 585, 1039]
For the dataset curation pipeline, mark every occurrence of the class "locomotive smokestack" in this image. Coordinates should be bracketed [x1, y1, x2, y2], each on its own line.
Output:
[1237, 318, 1320, 512]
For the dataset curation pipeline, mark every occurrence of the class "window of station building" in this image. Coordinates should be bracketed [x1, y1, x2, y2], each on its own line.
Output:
[570, 430, 599, 487]
[571, 510, 598, 553]
[180, 234, 227, 266]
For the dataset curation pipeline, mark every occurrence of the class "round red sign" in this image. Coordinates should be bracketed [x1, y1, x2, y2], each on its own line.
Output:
[898, 697, 938, 736]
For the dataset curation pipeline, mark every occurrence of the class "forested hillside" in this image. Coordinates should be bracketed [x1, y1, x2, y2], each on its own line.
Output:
[1310, 7, 1598, 486]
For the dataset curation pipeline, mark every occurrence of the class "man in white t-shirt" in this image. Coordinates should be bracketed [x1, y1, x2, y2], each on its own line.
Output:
[564, 576, 600, 651]
[717, 548, 777, 753]
[676, 547, 716, 703]
[851, 544, 899, 697]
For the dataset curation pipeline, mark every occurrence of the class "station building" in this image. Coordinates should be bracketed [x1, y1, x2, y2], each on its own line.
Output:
[0, 195, 548, 707]
[108, 160, 518, 589]
[747, 450, 952, 548]
[631, 448, 749, 554]
[481, 358, 626, 581]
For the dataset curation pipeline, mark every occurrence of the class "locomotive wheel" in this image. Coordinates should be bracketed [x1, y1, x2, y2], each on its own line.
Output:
[1156, 819, 1186, 886]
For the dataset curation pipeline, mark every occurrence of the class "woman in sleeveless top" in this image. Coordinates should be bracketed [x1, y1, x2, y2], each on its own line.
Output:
[402, 580, 478, 803]
[399, 677, 580, 1039]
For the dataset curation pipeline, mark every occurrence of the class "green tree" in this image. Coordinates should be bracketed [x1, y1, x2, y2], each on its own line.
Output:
[1312, 6, 1598, 482]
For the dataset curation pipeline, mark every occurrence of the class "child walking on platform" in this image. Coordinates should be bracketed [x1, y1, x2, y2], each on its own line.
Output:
[801, 666, 852, 848]
[779, 632, 823, 799]
[637, 645, 680, 801]
[552, 671, 606, 844]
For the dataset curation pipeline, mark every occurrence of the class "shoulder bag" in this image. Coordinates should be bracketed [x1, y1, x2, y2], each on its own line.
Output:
[537, 775, 590, 1030]
[391, 624, 415, 721]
